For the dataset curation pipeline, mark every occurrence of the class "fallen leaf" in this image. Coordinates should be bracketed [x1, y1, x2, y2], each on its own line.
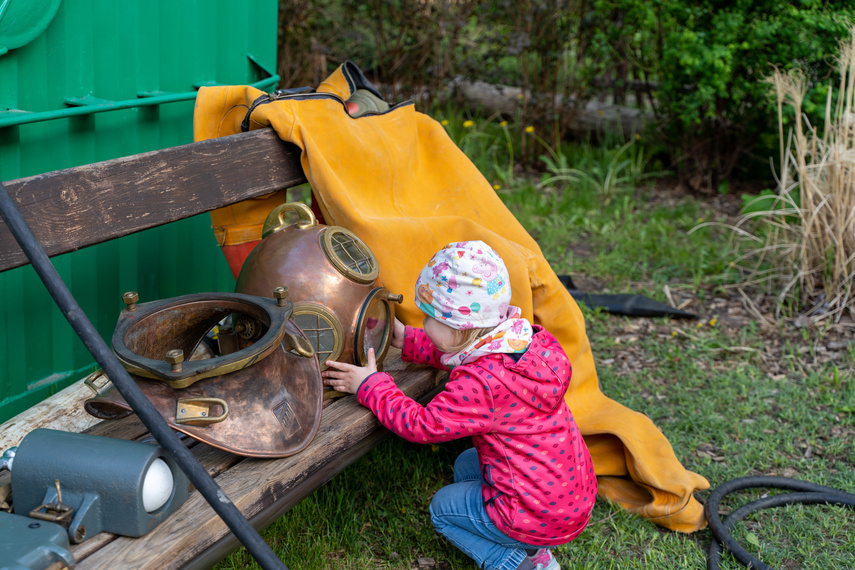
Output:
[745, 532, 761, 549]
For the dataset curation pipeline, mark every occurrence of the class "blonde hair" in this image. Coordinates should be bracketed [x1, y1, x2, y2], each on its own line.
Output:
[440, 325, 494, 354]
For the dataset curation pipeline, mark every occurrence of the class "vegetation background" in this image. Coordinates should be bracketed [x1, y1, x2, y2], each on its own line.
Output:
[277, 0, 854, 188]
[221, 1, 855, 568]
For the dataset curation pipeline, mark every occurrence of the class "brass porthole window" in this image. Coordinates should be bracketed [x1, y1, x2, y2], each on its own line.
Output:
[291, 303, 343, 369]
[354, 287, 395, 367]
[320, 228, 379, 284]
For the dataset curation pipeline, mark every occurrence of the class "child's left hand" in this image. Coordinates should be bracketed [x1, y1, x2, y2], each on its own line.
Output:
[322, 347, 378, 394]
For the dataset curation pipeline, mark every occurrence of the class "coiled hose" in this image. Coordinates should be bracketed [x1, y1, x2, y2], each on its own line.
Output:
[0, 181, 287, 570]
[705, 476, 855, 569]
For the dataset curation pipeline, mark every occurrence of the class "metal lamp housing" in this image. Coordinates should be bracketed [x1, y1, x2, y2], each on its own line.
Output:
[9, 429, 190, 544]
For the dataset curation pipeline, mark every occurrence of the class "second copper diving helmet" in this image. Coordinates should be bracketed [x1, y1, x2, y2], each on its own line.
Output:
[85, 291, 323, 458]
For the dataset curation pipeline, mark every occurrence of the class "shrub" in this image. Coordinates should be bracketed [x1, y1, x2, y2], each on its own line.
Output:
[588, 0, 855, 189]
[464, 0, 594, 157]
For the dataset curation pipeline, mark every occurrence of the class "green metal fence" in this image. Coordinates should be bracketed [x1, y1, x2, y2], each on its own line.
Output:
[0, 0, 279, 422]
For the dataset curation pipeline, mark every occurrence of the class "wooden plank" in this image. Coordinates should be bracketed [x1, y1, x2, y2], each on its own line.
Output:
[0, 373, 106, 450]
[183, 429, 389, 570]
[73, 355, 446, 569]
[0, 129, 307, 273]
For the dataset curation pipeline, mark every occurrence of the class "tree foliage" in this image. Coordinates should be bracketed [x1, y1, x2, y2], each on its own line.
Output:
[277, 0, 855, 186]
[591, 0, 855, 186]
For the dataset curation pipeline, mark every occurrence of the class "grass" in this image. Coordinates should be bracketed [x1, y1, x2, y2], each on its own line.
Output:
[216, 112, 855, 570]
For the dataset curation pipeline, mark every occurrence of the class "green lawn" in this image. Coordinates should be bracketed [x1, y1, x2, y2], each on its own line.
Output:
[217, 121, 855, 570]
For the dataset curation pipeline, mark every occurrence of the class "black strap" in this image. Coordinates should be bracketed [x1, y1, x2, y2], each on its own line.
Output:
[558, 274, 698, 319]
[241, 93, 272, 132]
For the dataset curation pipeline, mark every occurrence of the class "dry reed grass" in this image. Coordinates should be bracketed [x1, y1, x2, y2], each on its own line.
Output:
[708, 27, 855, 324]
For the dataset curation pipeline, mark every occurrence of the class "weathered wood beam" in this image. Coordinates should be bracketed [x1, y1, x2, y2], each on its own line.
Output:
[0, 129, 306, 273]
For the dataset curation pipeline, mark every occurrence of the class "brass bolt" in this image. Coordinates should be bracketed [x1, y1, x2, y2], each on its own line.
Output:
[165, 349, 184, 372]
[387, 292, 404, 304]
[273, 286, 289, 307]
[122, 291, 139, 311]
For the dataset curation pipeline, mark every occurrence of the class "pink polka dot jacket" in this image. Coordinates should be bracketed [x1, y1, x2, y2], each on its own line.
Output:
[357, 324, 597, 546]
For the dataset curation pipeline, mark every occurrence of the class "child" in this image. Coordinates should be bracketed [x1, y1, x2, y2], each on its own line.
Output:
[323, 240, 596, 570]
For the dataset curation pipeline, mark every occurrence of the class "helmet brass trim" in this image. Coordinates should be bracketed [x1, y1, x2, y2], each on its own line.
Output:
[175, 397, 229, 426]
[112, 293, 294, 390]
[354, 287, 395, 367]
[292, 303, 344, 369]
[262, 201, 318, 238]
[320, 227, 379, 284]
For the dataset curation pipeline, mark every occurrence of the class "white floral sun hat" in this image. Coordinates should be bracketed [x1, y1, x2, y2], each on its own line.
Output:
[414, 240, 513, 330]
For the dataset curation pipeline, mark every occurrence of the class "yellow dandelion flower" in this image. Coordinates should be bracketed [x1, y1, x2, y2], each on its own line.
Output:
[525, 125, 534, 133]
[463, 120, 474, 128]
[670, 331, 677, 337]
[499, 121, 508, 127]
[441, 119, 449, 126]
[431, 444, 440, 452]
[493, 184, 501, 190]
[634, 133, 641, 140]
[709, 318, 718, 327]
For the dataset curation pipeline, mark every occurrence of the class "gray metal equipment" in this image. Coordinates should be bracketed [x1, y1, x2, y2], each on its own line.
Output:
[0, 511, 75, 570]
[6, 429, 190, 544]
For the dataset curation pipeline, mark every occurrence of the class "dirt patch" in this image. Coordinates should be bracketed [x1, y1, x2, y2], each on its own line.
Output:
[601, 179, 855, 377]
[596, 274, 855, 382]
[643, 177, 748, 218]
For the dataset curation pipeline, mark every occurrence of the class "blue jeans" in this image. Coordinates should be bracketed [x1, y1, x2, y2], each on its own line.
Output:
[430, 448, 547, 570]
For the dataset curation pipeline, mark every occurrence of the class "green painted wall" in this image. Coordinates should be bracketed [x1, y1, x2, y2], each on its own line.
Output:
[0, 0, 279, 422]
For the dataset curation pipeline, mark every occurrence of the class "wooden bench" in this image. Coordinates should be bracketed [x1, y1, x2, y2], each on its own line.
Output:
[0, 129, 446, 569]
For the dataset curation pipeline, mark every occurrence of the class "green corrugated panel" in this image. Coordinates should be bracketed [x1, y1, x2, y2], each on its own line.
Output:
[0, 0, 279, 422]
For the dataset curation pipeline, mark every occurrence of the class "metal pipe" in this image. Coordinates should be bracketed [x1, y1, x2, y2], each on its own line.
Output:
[0, 76, 279, 129]
[0, 179, 287, 570]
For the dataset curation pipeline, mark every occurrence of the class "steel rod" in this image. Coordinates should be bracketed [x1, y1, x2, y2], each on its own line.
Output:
[0, 76, 278, 128]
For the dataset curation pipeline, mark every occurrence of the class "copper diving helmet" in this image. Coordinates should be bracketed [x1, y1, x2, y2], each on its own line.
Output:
[234, 202, 402, 397]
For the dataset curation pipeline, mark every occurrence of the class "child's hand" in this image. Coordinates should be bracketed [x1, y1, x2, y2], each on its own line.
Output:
[323, 348, 378, 394]
[391, 318, 405, 349]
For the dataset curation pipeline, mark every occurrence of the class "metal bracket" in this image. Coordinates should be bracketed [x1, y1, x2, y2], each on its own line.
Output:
[247, 52, 275, 79]
[83, 370, 111, 396]
[29, 480, 74, 528]
[175, 397, 229, 426]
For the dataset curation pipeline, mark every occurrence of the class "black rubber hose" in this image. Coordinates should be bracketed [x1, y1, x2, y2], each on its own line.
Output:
[709, 492, 855, 570]
[0, 181, 287, 570]
[705, 476, 855, 569]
